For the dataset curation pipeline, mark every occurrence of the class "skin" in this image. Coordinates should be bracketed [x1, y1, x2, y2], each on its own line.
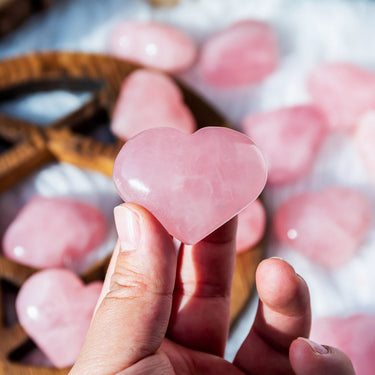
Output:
[70, 203, 355, 375]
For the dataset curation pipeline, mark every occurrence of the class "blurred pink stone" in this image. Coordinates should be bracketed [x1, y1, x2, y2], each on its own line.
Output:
[273, 187, 371, 268]
[109, 21, 197, 73]
[113, 127, 267, 245]
[355, 111, 375, 182]
[236, 199, 266, 253]
[242, 105, 328, 184]
[16, 269, 102, 368]
[308, 63, 375, 131]
[199, 20, 279, 87]
[311, 315, 375, 375]
[110, 69, 196, 140]
[3, 196, 106, 269]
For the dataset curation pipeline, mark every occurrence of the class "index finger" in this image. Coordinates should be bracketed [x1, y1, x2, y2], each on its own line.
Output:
[167, 217, 238, 356]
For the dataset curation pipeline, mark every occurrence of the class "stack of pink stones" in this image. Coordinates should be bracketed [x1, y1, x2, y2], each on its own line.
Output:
[2, 196, 106, 368]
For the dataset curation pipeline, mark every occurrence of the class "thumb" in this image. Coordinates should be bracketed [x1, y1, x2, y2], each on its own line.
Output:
[70, 203, 177, 375]
[290, 337, 356, 375]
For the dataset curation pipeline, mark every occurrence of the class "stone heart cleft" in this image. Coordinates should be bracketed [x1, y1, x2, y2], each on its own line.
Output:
[113, 127, 267, 245]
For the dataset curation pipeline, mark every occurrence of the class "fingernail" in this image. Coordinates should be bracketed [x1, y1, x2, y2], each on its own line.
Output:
[270, 256, 285, 261]
[114, 206, 141, 251]
[300, 338, 329, 354]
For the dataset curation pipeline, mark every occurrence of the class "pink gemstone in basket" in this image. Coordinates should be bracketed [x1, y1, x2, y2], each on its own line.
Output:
[109, 21, 197, 73]
[3, 196, 106, 269]
[355, 111, 375, 182]
[199, 20, 279, 86]
[243, 105, 328, 184]
[111, 69, 196, 140]
[308, 63, 375, 131]
[274, 187, 371, 268]
[113, 127, 267, 245]
[16, 269, 102, 368]
[311, 315, 375, 375]
[236, 199, 266, 253]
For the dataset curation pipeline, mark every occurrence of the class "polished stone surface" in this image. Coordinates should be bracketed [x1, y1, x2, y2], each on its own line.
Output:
[311, 314, 375, 375]
[3, 196, 106, 269]
[308, 63, 375, 131]
[109, 21, 197, 73]
[274, 187, 372, 268]
[243, 105, 328, 184]
[16, 269, 102, 368]
[199, 20, 278, 87]
[110, 69, 196, 140]
[236, 199, 266, 253]
[113, 127, 267, 244]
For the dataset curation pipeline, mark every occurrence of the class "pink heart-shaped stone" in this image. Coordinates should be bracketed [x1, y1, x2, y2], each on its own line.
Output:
[355, 111, 375, 182]
[3, 196, 106, 269]
[199, 20, 279, 87]
[274, 187, 372, 268]
[311, 315, 375, 375]
[109, 21, 197, 73]
[16, 269, 102, 368]
[308, 63, 375, 131]
[236, 199, 266, 253]
[242, 105, 328, 184]
[113, 127, 267, 244]
[110, 69, 196, 141]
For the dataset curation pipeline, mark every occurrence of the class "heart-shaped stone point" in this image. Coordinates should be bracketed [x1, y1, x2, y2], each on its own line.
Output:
[113, 127, 267, 244]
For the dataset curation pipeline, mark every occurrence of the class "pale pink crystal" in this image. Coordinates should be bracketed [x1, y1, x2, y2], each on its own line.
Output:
[113, 127, 267, 245]
[308, 63, 375, 131]
[109, 21, 197, 73]
[242, 105, 328, 184]
[274, 187, 371, 268]
[311, 315, 375, 375]
[16, 269, 102, 368]
[199, 20, 279, 87]
[236, 199, 266, 253]
[110, 69, 196, 140]
[3, 196, 106, 269]
[355, 111, 375, 182]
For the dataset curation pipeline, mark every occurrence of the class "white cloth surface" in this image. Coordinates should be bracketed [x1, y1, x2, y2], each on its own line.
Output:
[1, 0, 375, 362]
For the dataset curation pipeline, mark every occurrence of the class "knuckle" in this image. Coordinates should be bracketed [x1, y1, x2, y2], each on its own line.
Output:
[107, 261, 172, 301]
[109, 263, 150, 299]
[175, 280, 230, 299]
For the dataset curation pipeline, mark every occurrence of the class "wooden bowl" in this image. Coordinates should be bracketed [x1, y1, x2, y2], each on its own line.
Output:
[0, 51, 264, 373]
[0, 0, 50, 37]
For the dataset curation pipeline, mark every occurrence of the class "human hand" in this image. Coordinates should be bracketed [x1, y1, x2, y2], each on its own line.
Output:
[70, 203, 355, 375]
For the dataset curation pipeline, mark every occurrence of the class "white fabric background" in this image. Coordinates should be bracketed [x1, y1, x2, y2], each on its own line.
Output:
[1, 0, 375, 361]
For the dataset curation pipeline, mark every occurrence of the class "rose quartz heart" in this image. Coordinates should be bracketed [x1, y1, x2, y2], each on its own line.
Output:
[311, 315, 375, 375]
[16, 269, 102, 368]
[242, 105, 328, 184]
[236, 199, 266, 253]
[199, 20, 279, 87]
[110, 69, 196, 141]
[3, 196, 106, 269]
[113, 127, 267, 244]
[109, 21, 197, 73]
[355, 111, 375, 182]
[308, 63, 375, 131]
[274, 187, 371, 268]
